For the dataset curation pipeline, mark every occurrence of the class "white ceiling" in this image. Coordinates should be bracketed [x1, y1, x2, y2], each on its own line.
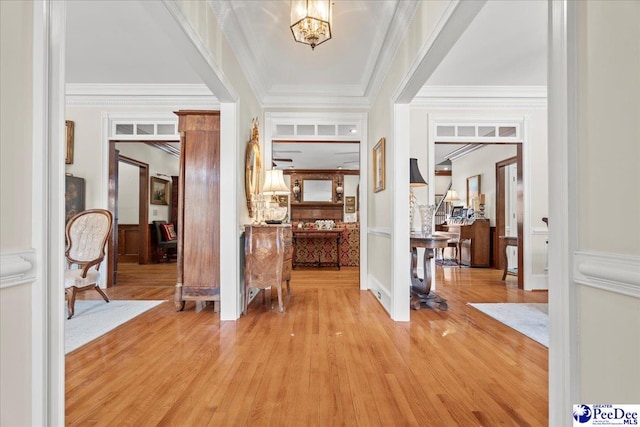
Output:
[65, 0, 547, 168]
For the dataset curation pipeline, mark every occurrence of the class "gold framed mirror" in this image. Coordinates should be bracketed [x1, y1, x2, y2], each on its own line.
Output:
[245, 118, 262, 218]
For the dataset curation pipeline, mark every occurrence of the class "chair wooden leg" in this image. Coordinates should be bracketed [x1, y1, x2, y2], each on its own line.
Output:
[276, 283, 284, 313]
[286, 279, 291, 296]
[94, 285, 110, 303]
[67, 287, 77, 319]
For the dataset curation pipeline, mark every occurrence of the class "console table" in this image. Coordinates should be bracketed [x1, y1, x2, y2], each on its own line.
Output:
[292, 228, 343, 269]
[244, 224, 292, 314]
[410, 234, 450, 310]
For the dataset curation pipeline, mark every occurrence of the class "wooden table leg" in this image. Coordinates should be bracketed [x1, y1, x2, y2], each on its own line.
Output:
[502, 240, 509, 280]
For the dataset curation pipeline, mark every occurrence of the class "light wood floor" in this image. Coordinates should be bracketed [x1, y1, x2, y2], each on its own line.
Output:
[66, 263, 548, 426]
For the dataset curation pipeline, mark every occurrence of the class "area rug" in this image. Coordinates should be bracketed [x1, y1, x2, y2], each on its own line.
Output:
[467, 303, 548, 347]
[65, 300, 164, 354]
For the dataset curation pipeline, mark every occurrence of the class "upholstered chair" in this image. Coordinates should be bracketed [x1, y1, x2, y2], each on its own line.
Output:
[64, 209, 113, 319]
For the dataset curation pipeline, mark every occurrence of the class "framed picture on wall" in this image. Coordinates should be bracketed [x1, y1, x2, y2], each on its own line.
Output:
[466, 174, 481, 207]
[150, 176, 170, 205]
[65, 174, 85, 223]
[65, 120, 74, 165]
[373, 137, 385, 193]
[345, 196, 356, 213]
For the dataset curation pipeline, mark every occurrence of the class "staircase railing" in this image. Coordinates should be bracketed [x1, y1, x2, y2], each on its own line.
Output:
[434, 181, 452, 225]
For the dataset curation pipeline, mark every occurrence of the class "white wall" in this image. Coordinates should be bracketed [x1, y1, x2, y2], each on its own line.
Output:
[576, 0, 640, 403]
[0, 1, 33, 425]
[117, 162, 140, 224]
[368, 1, 451, 317]
[115, 143, 179, 224]
[451, 144, 517, 225]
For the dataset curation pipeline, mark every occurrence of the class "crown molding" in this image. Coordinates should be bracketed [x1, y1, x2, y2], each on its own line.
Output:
[261, 94, 371, 110]
[412, 85, 547, 109]
[207, 0, 269, 102]
[207, 0, 418, 109]
[364, 1, 420, 100]
[65, 83, 219, 106]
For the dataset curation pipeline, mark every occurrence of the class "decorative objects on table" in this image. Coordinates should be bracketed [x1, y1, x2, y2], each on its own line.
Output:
[150, 176, 170, 205]
[290, 0, 332, 50]
[245, 118, 262, 220]
[262, 168, 290, 223]
[409, 158, 427, 232]
[373, 138, 385, 192]
[476, 193, 486, 219]
[418, 204, 435, 236]
[315, 220, 335, 230]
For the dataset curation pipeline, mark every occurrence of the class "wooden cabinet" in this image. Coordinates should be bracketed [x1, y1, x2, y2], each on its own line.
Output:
[174, 110, 220, 311]
[438, 219, 490, 267]
[244, 224, 292, 313]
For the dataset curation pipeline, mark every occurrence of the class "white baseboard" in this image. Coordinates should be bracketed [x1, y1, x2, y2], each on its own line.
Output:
[526, 274, 549, 291]
[574, 251, 640, 299]
[368, 274, 391, 313]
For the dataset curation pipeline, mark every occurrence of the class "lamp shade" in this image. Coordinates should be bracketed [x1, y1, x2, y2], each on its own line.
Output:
[262, 169, 289, 195]
[444, 189, 459, 202]
[409, 158, 427, 187]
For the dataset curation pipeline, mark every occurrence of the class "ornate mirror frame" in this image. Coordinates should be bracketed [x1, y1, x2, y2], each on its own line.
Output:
[245, 118, 262, 217]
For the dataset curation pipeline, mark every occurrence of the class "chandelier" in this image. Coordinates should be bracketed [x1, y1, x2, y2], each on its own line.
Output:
[290, 0, 332, 50]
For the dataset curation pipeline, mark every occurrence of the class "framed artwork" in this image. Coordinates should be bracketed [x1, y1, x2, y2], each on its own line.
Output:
[65, 174, 85, 223]
[466, 174, 481, 207]
[450, 206, 464, 218]
[150, 176, 170, 205]
[65, 120, 74, 165]
[373, 137, 385, 193]
[345, 196, 356, 213]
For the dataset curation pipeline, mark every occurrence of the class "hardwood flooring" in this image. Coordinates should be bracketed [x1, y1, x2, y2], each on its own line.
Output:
[66, 263, 548, 426]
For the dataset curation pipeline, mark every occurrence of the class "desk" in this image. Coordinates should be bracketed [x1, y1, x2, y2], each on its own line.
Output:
[292, 228, 343, 269]
[499, 236, 518, 280]
[410, 234, 450, 310]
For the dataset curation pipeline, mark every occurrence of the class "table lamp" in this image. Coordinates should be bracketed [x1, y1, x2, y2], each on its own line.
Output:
[444, 189, 459, 218]
[262, 168, 290, 223]
[409, 158, 427, 231]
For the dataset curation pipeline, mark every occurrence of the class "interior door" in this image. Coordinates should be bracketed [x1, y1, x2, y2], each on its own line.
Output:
[505, 163, 518, 270]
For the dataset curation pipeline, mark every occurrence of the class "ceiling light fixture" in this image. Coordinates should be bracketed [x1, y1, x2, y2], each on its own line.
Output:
[290, 0, 332, 50]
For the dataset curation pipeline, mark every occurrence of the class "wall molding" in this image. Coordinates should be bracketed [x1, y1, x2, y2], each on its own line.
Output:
[0, 249, 37, 289]
[368, 227, 392, 237]
[574, 251, 640, 299]
[65, 83, 219, 106]
[412, 85, 547, 109]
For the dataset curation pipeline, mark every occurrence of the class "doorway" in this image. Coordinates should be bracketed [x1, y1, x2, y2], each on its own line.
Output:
[495, 153, 524, 288]
[107, 144, 150, 287]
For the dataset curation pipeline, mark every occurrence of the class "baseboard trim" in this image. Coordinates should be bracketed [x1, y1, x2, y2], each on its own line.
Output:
[368, 274, 390, 312]
[0, 249, 37, 289]
[574, 251, 640, 299]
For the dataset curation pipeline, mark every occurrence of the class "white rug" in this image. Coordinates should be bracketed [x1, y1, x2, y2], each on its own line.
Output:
[65, 300, 164, 354]
[467, 303, 549, 347]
